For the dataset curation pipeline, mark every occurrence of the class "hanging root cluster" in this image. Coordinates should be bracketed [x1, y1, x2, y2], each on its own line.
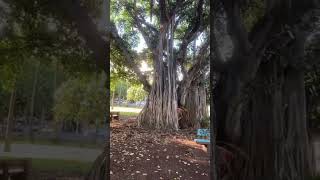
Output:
[237, 59, 311, 180]
[137, 18, 179, 130]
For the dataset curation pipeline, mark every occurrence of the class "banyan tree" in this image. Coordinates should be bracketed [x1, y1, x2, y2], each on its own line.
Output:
[210, 0, 320, 179]
[110, 0, 210, 130]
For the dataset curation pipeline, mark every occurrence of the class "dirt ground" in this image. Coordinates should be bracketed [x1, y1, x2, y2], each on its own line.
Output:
[110, 117, 210, 180]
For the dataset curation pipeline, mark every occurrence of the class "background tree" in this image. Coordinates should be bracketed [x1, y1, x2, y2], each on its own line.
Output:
[1, 0, 110, 179]
[53, 72, 107, 134]
[127, 85, 147, 103]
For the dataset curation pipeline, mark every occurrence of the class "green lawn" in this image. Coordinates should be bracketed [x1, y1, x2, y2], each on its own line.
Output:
[0, 138, 102, 149]
[0, 156, 92, 175]
[110, 106, 142, 117]
[110, 106, 211, 117]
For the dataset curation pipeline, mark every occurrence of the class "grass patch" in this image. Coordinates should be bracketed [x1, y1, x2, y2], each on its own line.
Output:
[32, 158, 92, 174]
[119, 111, 140, 117]
[110, 106, 142, 113]
[0, 138, 101, 149]
[0, 156, 92, 175]
[110, 106, 142, 117]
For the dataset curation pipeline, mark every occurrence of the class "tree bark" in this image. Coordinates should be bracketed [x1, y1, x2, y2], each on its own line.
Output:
[211, 1, 318, 179]
[111, 91, 115, 110]
[4, 84, 16, 152]
[213, 28, 313, 179]
[177, 40, 209, 129]
[29, 61, 40, 143]
[236, 58, 311, 180]
[178, 78, 208, 129]
[137, 11, 179, 130]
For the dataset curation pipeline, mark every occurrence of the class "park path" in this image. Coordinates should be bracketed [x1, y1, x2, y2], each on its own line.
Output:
[0, 143, 102, 162]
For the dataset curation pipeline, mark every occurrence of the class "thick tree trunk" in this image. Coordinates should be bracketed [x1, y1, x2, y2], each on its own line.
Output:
[214, 65, 311, 180]
[212, 0, 318, 179]
[213, 28, 313, 179]
[214, 69, 243, 143]
[178, 80, 208, 129]
[138, 18, 179, 130]
[138, 58, 179, 130]
[236, 60, 311, 180]
[4, 85, 16, 152]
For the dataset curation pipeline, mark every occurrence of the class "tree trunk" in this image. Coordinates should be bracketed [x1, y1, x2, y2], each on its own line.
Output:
[111, 91, 115, 109]
[178, 80, 208, 129]
[213, 26, 313, 179]
[117, 88, 121, 106]
[40, 108, 45, 127]
[137, 18, 179, 130]
[214, 65, 311, 180]
[53, 59, 60, 143]
[76, 120, 80, 134]
[4, 85, 16, 152]
[235, 59, 310, 180]
[214, 69, 242, 144]
[29, 61, 40, 143]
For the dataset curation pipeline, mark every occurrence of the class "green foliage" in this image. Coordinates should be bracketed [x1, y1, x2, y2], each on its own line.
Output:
[53, 72, 107, 126]
[305, 34, 320, 128]
[115, 80, 128, 99]
[110, 72, 117, 93]
[0, 0, 104, 123]
[2, 0, 97, 77]
[111, 1, 140, 48]
[0, 38, 27, 92]
[53, 78, 83, 123]
[241, 0, 265, 31]
[127, 85, 147, 102]
[110, 47, 141, 84]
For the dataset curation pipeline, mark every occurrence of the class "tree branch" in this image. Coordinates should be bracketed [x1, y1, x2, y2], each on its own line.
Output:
[187, 40, 210, 81]
[176, 0, 205, 66]
[52, 0, 108, 72]
[124, 3, 158, 51]
[110, 23, 152, 92]
[178, 40, 209, 104]
[159, 0, 168, 24]
[210, 6, 226, 73]
[132, 15, 158, 50]
[49, 0, 151, 91]
[221, 0, 250, 55]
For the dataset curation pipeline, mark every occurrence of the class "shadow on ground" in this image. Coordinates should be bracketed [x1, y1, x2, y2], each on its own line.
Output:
[111, 118, 210, 180]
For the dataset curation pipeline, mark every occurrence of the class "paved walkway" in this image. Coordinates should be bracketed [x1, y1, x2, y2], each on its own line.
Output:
[0, 143, 102, 162]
